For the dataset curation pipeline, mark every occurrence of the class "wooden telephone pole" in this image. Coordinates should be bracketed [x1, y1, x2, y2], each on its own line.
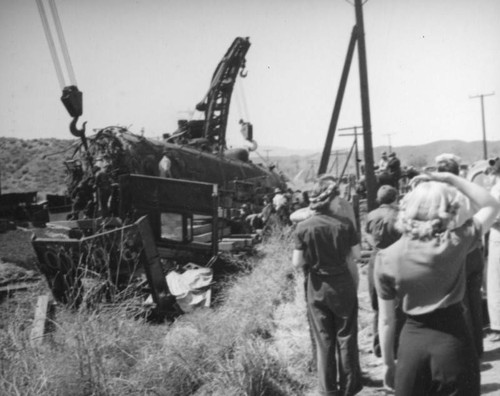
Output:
[470, 92, 494, 160]
[338, 126, 363, 179]
[354, 0, 376, 211]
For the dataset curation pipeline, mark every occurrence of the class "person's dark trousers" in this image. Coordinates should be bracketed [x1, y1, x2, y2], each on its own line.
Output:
[463, 247, 484, 357]
[303, 269, 317, 371]
[367, 251, 380, 356]
[395, 304, 480, 396]
[307, 272, 363, 396]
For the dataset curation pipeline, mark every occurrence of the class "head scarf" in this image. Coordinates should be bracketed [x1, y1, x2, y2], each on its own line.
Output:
[309, 180, 339, 212]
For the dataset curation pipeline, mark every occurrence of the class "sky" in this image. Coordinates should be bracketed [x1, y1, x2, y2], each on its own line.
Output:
[1, 0, 499, 155]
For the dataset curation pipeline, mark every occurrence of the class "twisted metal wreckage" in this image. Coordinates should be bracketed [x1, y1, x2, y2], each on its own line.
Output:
[29, 0, 287, 325]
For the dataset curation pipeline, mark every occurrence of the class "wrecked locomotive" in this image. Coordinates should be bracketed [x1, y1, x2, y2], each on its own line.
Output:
[64, 37, 286, 220]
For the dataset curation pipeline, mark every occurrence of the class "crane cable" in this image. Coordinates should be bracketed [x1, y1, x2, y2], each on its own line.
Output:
[35, 0, 77, 89]
[234, 78, 250, 122]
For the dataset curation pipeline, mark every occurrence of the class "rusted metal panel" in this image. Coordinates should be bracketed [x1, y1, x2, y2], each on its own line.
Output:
[31, 216, 152, 307]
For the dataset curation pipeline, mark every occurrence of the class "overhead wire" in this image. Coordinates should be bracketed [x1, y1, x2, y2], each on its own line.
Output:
[238, 78, 250, 121]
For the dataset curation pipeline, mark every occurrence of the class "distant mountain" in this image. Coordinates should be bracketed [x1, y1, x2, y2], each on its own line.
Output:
[264, 139, 500, 182]
[1, 137, 499, 196]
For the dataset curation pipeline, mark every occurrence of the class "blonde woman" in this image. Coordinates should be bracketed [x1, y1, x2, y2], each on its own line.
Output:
[375, 172, 500, 396]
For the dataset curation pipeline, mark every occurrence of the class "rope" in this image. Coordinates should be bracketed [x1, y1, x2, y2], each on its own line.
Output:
[48, 0, 77, 85]
[35, 0, 65, 89]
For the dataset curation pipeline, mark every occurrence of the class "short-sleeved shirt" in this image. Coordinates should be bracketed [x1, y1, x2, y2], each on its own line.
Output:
[294, 213, 359, 276]
[365, 204, 401, 249]
[375, 218, 482, 315]
[490, 181, 500, 234]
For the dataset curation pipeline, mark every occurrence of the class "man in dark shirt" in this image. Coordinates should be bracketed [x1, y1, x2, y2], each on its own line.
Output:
[293, 179, 363, 396]
[365, 185, 402, 357]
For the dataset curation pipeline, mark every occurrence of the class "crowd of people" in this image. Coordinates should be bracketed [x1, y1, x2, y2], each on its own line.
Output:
[290, 153, 500, 396]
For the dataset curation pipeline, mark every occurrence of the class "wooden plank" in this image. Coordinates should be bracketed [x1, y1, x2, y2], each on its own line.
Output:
[221, 237, 254, 246]
[193, 227, 232, 243]
[223, 236, 255, 244]
[223, 234, 259, 244]
[136, 216, 171, 320]
[192, 223, 213, 235]
[218, 239, 254, 251]
[0, 281, 39, 293]
[30, 295, 54, 347]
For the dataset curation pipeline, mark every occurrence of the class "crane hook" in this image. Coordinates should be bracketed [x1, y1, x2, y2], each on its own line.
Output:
[69, 116, 87, 138]
[239, 68, 248, 78]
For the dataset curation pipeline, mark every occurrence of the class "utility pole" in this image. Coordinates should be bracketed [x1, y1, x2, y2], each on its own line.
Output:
[318, 26, 358, 176]
[338, 126, 363, 179]
[330, 150, 348, 178]
[383, 133, 396, 153]
[354, 0, 376, 211]
[264, 149, 272, 162]
[470, 92, 494, 160]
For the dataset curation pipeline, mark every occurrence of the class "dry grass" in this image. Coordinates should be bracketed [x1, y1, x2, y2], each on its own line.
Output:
[0, 226, 305, 396]
[0, 222, 388, 396]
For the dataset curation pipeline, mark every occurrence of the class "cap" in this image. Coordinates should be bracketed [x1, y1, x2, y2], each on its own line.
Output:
[376, 185, 398, 204]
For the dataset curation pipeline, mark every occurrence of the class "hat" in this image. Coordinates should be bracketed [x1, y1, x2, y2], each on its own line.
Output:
[309, 180, 339, 211]
[382, 151, 387, 156]
[376, 185, 398, 204]
[388, 152, 396, 158]
[274, 187, 282, 194]
[489, 157, 500, 174]
[435, 153, 461, 175]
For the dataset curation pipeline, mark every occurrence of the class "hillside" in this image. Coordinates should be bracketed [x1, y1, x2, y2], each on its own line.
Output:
[265, 139, 500, 182]
[1, 137, 500, 198]
[0, 137, 78, 196]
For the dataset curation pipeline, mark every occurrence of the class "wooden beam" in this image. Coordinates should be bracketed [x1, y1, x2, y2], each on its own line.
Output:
[30, 295, 55, 347]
